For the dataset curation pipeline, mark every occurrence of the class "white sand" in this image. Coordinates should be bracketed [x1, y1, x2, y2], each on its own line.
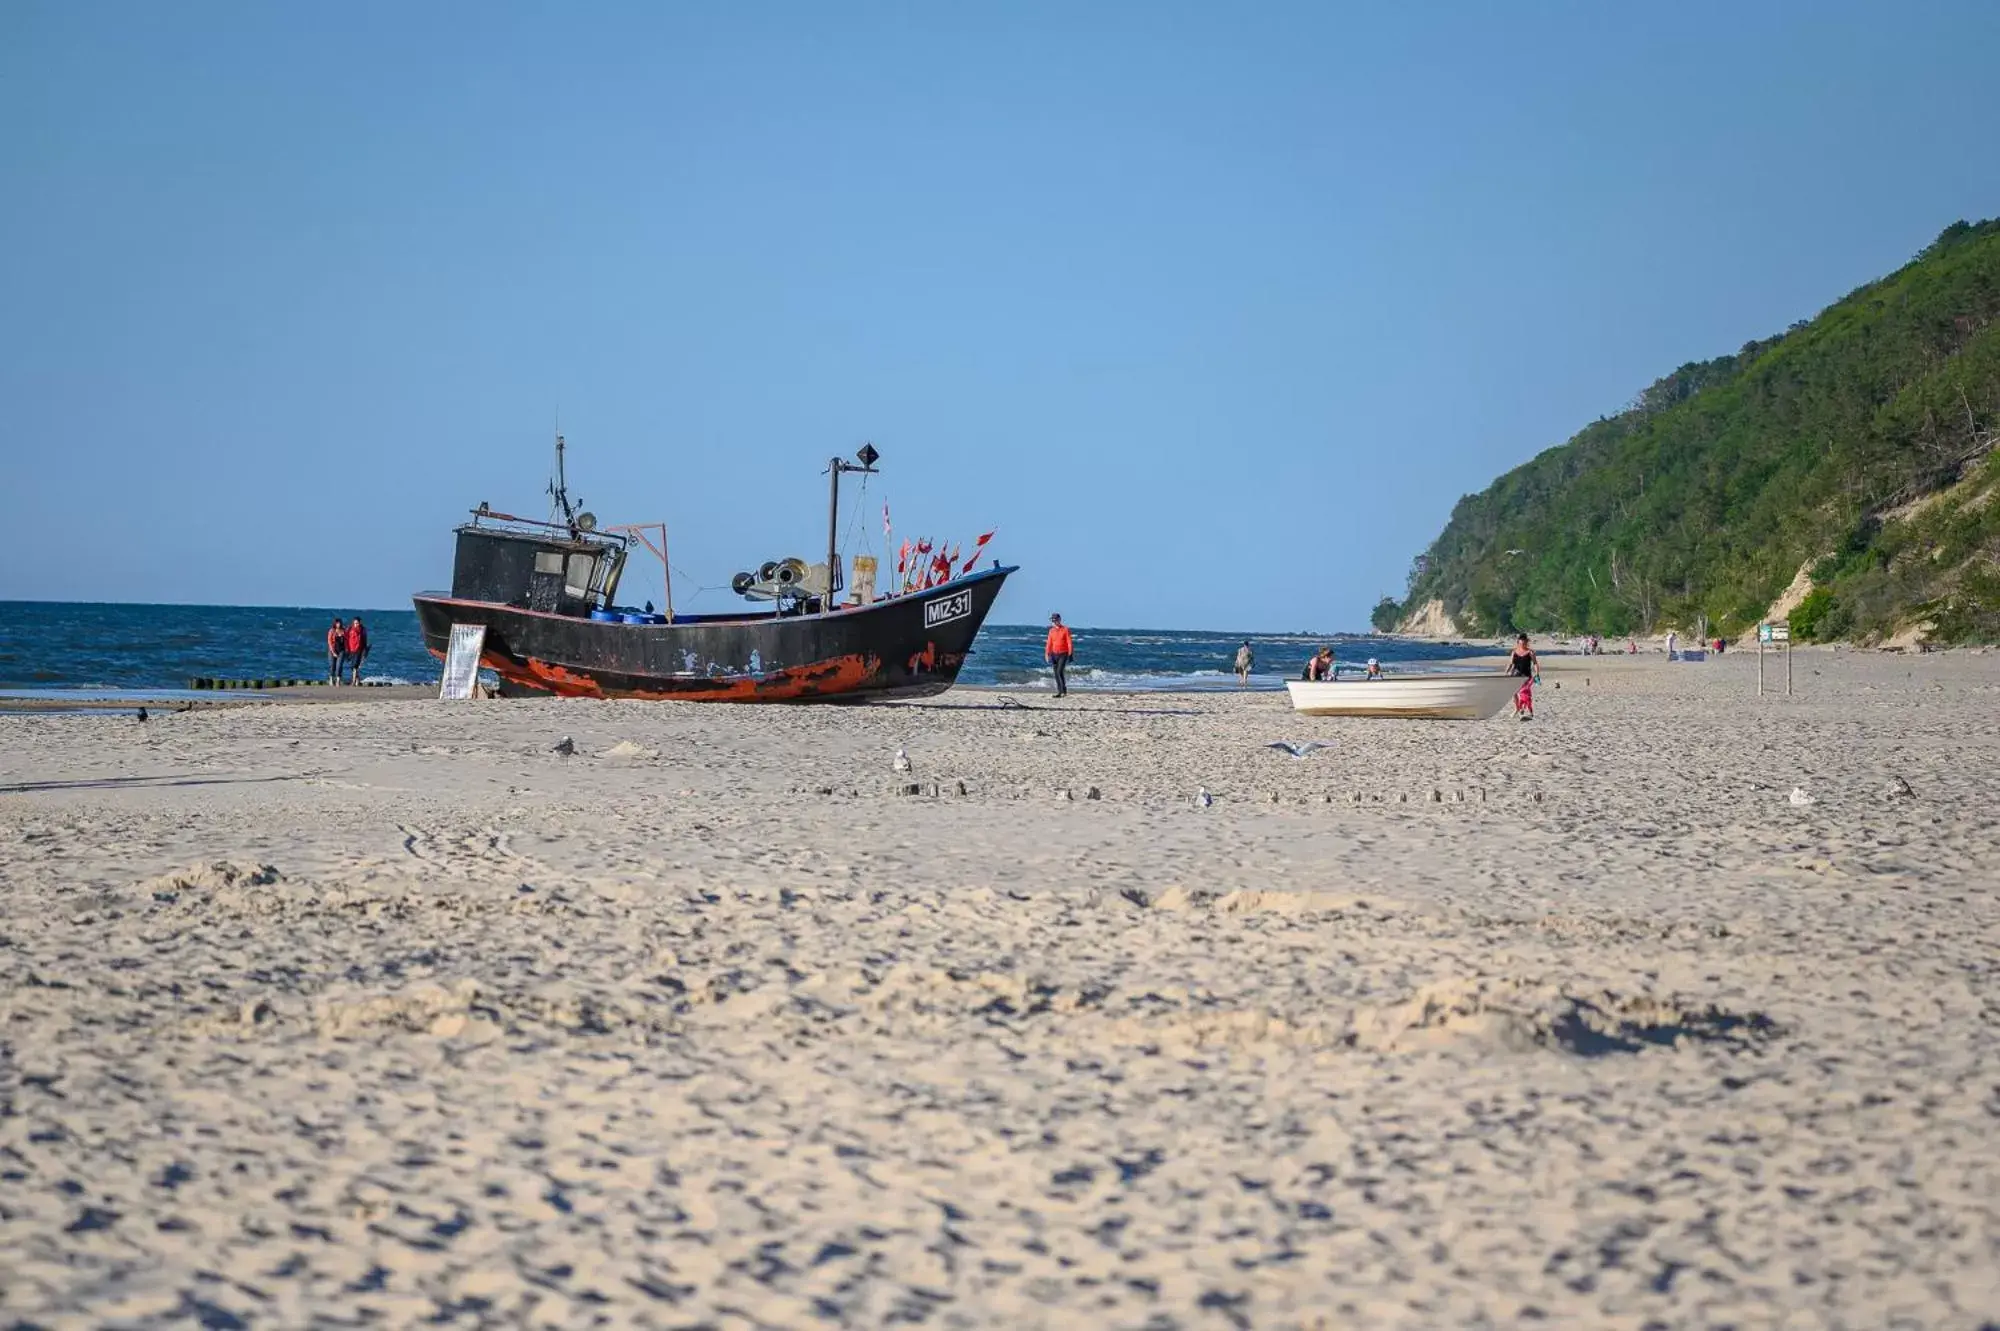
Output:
[2, 647, 1996, 1327]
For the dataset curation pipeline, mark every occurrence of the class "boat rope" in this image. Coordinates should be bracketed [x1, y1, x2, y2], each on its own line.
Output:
[843, 470, 876, 562]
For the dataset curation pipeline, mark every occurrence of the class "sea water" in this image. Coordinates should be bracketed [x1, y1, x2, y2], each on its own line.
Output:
[0, 601, 1496, 696]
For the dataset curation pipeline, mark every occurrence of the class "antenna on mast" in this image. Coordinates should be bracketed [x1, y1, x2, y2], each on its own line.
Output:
[548, 415, 577, 528]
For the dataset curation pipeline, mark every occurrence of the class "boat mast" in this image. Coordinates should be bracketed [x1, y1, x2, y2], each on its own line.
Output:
[549, 431, 577, 528]
[825, 443, 879, 611]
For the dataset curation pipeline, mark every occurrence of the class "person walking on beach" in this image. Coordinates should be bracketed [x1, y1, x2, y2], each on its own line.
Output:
[345, 616, 369, 685]
[1234, 640, 1254, 686]
[327, 617, 346, 685]
[1045, 613, 1074, 698]
[1508, 632, 1539, 719]
[1666, 629, 1678, 660]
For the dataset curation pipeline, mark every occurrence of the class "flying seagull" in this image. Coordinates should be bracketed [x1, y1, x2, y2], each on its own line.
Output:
[1266, 740, 1332, 759]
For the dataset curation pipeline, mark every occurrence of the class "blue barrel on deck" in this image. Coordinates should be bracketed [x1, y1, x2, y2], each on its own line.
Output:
[590, 608, 620, 623]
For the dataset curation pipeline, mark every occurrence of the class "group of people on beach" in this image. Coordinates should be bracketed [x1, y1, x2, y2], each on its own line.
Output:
[325, 616, 370, 685]
[1296, 645, 1379, 681]
[1232, 640, 1393, 684]
[1051, 623, 1538, 708]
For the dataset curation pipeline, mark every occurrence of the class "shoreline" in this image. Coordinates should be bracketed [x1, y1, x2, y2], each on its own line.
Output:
[0, 649, 1877, 710]
[0, 683, 438, 713]
[8, 642, 1983, 712]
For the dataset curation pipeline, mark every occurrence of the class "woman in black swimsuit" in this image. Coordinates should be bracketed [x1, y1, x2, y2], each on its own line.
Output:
[1508, 633, 1537, 678]
[1508, 633, 1537, 718]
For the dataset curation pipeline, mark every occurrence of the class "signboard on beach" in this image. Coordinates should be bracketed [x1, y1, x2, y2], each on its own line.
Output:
[1757, 622, 1792, 695]
[439, 624, 487, 700]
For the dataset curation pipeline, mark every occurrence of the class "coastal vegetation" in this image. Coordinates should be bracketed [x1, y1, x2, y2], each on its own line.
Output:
[1383, 219, 2000, 645]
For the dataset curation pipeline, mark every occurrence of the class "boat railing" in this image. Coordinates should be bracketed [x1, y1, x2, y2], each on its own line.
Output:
[461, 505, 632, 548]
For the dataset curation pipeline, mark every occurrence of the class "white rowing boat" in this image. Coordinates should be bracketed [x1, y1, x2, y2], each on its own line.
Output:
[1285, 674, 1518, 720]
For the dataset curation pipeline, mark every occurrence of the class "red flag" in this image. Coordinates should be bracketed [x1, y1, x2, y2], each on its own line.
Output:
[963, 529, 995, 571]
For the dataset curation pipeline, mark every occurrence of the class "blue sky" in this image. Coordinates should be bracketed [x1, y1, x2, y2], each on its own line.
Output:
[3, 1, 1995, 629]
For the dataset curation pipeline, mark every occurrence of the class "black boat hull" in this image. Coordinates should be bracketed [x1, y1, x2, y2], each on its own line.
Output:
[412, 566, 1013, 702]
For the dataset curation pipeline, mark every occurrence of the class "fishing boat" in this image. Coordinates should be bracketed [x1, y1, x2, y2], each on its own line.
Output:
[1285, 673, 1517, 720]
[411, 438, 1013, 702]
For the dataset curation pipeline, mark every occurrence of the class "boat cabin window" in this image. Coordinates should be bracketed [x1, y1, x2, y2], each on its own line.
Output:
[564, 552, 597, 600]
[534, 550, 564, 575]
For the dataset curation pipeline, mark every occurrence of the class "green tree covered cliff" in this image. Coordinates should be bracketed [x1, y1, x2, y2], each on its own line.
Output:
[1387, 219, 2000, 644]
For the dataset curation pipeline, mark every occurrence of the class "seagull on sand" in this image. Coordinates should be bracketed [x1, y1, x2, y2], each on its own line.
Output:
[552, 736, 575, 757]
[1266, 740, 1331, 759]
[893, 747, 912, 773]
[1194, 787, 1213, 809]
[1788, 787, 1813, 807]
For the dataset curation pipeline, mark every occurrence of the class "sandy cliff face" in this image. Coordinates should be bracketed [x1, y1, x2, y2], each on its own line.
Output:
[1741, 562, 1820, 645]
[1397, 597, 1461, 639]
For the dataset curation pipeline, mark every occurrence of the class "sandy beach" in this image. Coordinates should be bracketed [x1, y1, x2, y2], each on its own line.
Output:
[2, 647, 1996, 1328]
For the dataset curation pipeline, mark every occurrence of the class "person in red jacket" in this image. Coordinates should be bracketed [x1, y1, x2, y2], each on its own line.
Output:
[345, 617, 369, 685]
[1044, 612, 1074, 698]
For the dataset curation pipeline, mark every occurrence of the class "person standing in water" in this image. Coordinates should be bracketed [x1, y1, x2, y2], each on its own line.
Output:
[345, 616, 370, 685]
[1045, 612, 1074, 698]
[1234, 640, 1254, 686]
[326, 617, 346, 685]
